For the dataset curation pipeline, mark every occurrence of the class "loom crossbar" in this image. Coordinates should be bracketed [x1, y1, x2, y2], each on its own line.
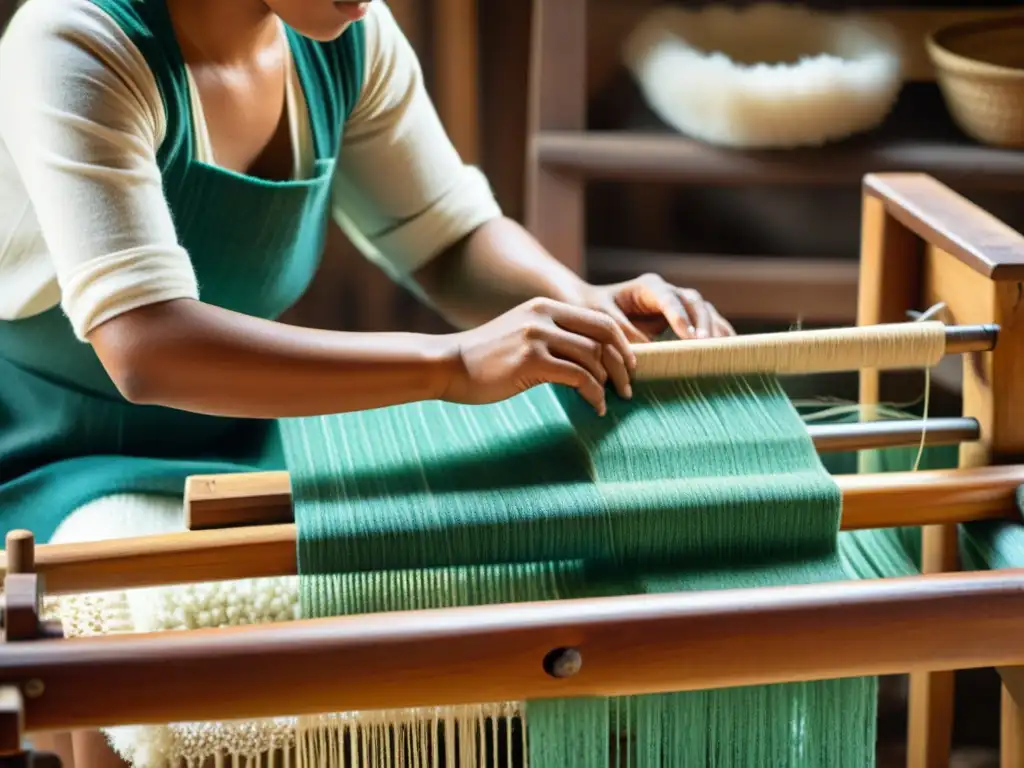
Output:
[8, 464, 1024, 595]
[4, 568, 1024, 733]
[183, 417, 983, 531]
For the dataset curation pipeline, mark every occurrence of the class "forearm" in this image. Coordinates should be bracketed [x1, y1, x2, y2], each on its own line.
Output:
[88, 299, 457, 419]
[412, 216, 593, 329]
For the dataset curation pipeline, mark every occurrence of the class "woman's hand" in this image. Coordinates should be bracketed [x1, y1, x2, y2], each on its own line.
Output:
[582, 274, 735, 342]
[442, 298, 637, 416]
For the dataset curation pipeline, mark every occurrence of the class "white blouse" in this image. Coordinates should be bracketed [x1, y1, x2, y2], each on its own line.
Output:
[0, 0, 502, 339]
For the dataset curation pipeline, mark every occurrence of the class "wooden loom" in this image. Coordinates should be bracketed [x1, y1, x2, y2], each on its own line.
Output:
[1, 172, 1024, 767]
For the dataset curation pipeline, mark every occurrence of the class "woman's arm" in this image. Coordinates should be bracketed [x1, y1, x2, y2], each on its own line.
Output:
[412, 216, 591, 329]
[88, 299, 456, 417]
[90, 295, 633, 418]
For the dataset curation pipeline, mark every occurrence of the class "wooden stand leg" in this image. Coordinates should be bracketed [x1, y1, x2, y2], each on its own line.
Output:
[907, 527, 958, 768]
[1002, 687, 1024, 768]
[923, 246, 1024, 768]
[856, 188, 955, 768]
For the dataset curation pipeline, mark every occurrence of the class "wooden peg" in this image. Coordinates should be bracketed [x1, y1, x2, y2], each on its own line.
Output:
[4, 532, 34, 577]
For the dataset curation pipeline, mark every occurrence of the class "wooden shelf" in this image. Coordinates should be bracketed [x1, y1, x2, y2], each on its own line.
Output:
[587, 250, 858, 324]
[537, 131, 1024, 189]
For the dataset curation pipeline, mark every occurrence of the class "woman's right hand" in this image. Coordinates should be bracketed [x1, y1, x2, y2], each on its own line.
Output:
[440, 298, 637, 416]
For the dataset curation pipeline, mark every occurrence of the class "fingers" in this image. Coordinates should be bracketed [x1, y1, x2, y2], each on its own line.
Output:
[627, 275, 728, 340]
[708, 304, 736, 337]
[537, 354, 608, 416]
[602, 344, 632, 400]
[630, 275, 696, 340]
[541, 327, 632, 401]
[679, 289, 713, 339]
[604, 303, 650, 344]
[538, 300, 637, 375]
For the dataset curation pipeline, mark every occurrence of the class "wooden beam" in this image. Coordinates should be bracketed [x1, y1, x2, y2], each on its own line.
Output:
[865, 173, 1024, 281]
[4, 464, 1021, 596]
[5, 569, 1024, 733]
[535, 133, 1024, 190]
[185, 417, 984, 529]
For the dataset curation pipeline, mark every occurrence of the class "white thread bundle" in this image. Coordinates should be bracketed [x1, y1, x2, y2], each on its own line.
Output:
[634, 322, 947, 380]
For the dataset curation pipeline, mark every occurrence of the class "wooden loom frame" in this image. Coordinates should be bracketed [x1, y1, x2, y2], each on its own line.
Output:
[2, 173, 1024, 767]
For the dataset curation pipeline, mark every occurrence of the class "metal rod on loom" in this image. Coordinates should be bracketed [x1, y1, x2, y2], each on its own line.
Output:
[5, 568, 1024, 733]
[944, 323, 999, 353]
[809, 416, 978, 453]
[14, 461, 1024, 597]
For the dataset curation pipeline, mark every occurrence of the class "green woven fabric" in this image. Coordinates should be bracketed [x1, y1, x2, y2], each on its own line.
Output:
[282, 376, 877, 766]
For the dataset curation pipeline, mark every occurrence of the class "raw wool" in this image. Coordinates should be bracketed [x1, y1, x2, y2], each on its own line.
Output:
[48, 495, 305, 768]
[622, 3, 903, 148]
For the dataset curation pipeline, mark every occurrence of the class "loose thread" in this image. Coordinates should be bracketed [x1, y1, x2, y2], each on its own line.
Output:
[911, 367, 932, 473]
[797, 367, 935, 474]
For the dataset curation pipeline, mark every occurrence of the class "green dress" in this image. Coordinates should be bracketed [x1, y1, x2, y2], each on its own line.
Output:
[0, 0, 365, 544]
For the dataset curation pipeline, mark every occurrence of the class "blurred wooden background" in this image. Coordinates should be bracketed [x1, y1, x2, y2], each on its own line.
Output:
[288, 0, 1024, 342]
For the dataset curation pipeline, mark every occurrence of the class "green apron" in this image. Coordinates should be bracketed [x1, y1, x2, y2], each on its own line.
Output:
[0, 0, 365, 543]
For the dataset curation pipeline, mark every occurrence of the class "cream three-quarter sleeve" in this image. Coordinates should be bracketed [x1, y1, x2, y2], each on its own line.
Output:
[331, 2, 502, 282]
[0, 0, 197, 340]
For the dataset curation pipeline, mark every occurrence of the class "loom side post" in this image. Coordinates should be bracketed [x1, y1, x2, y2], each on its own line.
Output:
[924, 231, 1024, 768]
[0, 533, 63, 768]
[862, 173, 1024, 768]
[859, 178, 953, 768]
[912, 187, 1024, 768]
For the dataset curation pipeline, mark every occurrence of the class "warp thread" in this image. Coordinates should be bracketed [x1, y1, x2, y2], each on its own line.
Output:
[283, 373, 876, 767]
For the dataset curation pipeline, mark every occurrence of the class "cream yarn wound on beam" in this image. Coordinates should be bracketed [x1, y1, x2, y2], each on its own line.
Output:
[634, 322, 947, 379]
[622, 3, 903, 148]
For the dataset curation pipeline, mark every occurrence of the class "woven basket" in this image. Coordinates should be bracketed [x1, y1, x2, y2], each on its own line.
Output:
[926, 15, 1024, 148]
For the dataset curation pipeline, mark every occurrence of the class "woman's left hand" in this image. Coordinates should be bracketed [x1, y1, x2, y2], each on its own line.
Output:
[582, 273, 735, 343]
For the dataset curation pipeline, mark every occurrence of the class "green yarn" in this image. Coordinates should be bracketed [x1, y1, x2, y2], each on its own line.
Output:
[281, 375, 879, 766]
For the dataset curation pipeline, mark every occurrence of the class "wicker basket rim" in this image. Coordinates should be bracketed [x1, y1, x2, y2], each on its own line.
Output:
[926, 15, 1024, 79]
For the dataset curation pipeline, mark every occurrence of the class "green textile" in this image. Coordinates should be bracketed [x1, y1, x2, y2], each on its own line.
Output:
[0, 0, 365, 543]
[282, 375, 878, 767]
[806, 402, 958, 582]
